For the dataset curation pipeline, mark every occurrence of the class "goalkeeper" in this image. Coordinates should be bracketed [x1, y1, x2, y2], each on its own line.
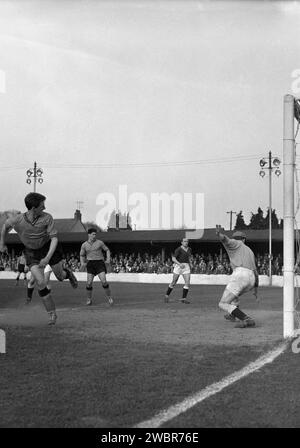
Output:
[216, 225, 258, 328]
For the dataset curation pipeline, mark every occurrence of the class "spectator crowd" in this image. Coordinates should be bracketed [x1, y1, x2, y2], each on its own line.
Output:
[0, 250, 284, 276]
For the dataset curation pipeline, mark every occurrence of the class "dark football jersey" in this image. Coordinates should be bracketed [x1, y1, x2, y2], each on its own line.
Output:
[174, 246, 192, 263]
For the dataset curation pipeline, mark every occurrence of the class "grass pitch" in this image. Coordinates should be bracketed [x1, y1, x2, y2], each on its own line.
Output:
[0, 280, 299, 428]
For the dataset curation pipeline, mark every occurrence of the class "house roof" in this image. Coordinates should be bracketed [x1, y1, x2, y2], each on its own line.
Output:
[54, 218, 86, 233]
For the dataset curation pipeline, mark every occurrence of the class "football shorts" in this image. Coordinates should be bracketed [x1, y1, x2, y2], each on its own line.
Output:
[87, 260, 107, 276]
[24, 241, 63, 269]
[173, 263, 191, 275]
[17, 263, 25, 273]
[226, 267, 255, 298]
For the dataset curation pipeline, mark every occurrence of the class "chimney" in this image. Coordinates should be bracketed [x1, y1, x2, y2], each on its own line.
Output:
[74, 209, 82, 221]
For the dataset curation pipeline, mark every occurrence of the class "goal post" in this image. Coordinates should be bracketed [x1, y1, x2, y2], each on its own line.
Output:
[283, 94, 297, 338]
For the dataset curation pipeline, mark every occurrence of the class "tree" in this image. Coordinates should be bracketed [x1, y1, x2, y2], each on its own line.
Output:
[265, 208, 280, 229]
[234, 211, 248, 230]
[83, 221, 102, 232]
[0, 210, 21, 229]
[248, 207, 282, 230]
[248, 207, 265, 230]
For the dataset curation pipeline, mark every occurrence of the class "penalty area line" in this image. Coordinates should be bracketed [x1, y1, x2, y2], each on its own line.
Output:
[134, 341, 288, 428]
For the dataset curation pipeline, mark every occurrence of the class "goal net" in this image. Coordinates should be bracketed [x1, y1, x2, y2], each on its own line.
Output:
[283, 95, 300, 337]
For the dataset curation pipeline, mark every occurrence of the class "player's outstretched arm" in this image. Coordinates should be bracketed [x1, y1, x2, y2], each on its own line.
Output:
[0, 211, 21, 252]
[79, 259, 87, 271]
[79, 244, 87, 271]
[104, 248, 111, 264]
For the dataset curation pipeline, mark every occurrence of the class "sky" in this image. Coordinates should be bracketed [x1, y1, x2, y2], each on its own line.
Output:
[0, 0, 300, 230]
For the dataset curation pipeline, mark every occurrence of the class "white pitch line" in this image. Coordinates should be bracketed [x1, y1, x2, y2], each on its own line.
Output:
[134, 341, 288, 428]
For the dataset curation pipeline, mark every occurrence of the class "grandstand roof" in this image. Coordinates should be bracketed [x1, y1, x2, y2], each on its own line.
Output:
[5, 228, 284, 245]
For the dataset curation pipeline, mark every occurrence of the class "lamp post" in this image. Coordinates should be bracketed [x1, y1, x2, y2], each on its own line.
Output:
[259, 151, 281, 285]
[226, 210, 237, 231]
[26, 162, 43, 192]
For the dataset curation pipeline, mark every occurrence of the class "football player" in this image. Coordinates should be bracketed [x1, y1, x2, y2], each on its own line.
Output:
[216, 225, 258, 328]
[80, 228, 113, 306]
[164, 238, 192, 304]
[0, 193, 78, 325]
[15, 251, 28, 285]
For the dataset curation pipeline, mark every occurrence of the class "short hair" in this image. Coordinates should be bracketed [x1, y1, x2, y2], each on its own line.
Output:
[24, 193, 46, 210]
[88, 228, 97, 234]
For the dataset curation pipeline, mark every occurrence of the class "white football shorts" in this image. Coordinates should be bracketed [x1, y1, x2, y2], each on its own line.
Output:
[226, 267, 255, 298]
[173, 263, 191, 275]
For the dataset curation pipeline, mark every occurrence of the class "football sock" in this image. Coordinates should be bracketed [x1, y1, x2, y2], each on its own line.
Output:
[231, 307, 248, 321]
[41, 294, 56, 312]
[27, 287, 34, 299]
[102, 283, 111, 297]
[166, 286, 173, 296]
[63, 268, 70, 279]
[86, 286, 93, 299]
[182, 287, 189, 299]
